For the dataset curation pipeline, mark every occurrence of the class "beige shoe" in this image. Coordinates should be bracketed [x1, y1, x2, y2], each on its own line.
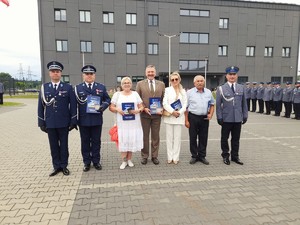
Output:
[173, 161, 179, 165]
[127, 160, 134, 167]
[167, 160, 172, 164]
[120, 161, 127, 170]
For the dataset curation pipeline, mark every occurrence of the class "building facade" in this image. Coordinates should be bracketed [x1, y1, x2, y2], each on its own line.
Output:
[38, 0, 300, 90]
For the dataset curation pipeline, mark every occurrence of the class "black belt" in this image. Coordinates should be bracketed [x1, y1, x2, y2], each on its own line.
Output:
[189, 112, 207, 117]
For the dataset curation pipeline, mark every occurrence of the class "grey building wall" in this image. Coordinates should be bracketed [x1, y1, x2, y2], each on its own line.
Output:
[38, 0, 300, 90]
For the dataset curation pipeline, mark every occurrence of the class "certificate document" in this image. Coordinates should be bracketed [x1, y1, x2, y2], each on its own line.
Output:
[122, 102, 135, 120]
[170, 99, 182, 111]
[86, 95, 101, 113]
[149, 97, 163, 115]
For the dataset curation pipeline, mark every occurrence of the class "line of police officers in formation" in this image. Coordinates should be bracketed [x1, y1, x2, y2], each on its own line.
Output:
[38, 61, 300, 177]
[245, 80, 300, 119]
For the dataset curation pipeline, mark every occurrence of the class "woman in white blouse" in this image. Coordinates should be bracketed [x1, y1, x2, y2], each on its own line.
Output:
[162, 72, 187, 164]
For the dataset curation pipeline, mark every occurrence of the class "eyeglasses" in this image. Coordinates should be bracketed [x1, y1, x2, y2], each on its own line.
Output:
[171, 78, 179, 82]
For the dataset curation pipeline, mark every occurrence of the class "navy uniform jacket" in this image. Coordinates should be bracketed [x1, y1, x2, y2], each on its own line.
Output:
[292, 87, 300, 103]
[256, 87, 265, 100]
[250, 86, 257, 99]
[75, 82, 111, 126]
[38, 82, 77, 128]
[245, 87, 251, 99]
[273, 87, 283, 101]
[216, 83, 248, 123]
[282, 87, 293, 102]
[263, 87, 273, 101]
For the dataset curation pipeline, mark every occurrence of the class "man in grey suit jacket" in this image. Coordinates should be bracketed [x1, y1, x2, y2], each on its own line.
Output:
[216, 66, 248, 165]
[136, 65, 165, 165]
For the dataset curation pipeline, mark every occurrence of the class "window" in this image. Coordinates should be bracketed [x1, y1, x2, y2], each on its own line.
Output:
[55, 9, 66, 21]
[103, 12, 114, 24]
[238, 76, 248, 84]
[271, 77, 281, 83]
[79, 10, 91, 23]
[80, 41, 92, 53]
[180, 33, 209, 44]
[246, 46, 255, 56]
[61, 75, 70, 83]
[148, 43, 158, 55]
[282, 47, 291, 57]
[179, 60, 207, 71]
[283, 77, 293, 83]
[218, 45, 228, 56]
[104, 42, 115, 53]
[180, 9, 210, 17]
[219, 18, 229, 29]
[126, 13, 136, 25]
[126, 43, 137, 54]
[56, 40, 68, 52]
[264, 47, 273, 57]
[117, 76, 126, 83]
[148, 14, 158, 26]
[132, 76, 144, 83]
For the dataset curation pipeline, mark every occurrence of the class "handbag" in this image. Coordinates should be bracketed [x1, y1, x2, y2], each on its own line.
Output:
[162, 109, 171, 117]
[109, 124, 118, 147]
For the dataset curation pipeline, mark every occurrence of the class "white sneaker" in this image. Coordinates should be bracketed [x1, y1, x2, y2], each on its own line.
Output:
[127, 160, 134, 167]
[120, 161, 127, 170]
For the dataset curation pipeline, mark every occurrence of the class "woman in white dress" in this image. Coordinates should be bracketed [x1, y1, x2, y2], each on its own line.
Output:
[109, 77, 144, 169]
[162, 72, 187, 164]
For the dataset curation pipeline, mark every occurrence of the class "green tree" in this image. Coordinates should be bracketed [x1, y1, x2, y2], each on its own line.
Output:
[0, 72, 12, 80]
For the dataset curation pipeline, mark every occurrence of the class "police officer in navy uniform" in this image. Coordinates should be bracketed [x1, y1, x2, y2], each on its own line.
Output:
[245, 82, 251, 111]
[38, 61, 77, 177]
[216, 66, 248, 165]
[75, 65, 111, 172]
[292, 81, 300, 120]
[256, 82, 265, 113]
[282, 81, 293, 118]
[263, 82, 273, 115]
[272, 81, 283, 116]
[250, 82, 258, 112]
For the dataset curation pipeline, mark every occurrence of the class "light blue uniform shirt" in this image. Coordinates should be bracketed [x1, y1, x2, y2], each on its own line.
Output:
[187, 87, 215, 116]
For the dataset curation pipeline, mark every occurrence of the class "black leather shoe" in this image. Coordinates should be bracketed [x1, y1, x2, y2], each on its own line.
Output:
[232, 158, 244, 165]
[223, 157, 230, 165]
[199, 157, 209, 165]
[141, 158, 148, 165]
[151, 158, 160, 165]
[49, 168, 61, 177]
[83, 164, 90, 172]
[189, 158, 198, 164]
[62, 168, 70, 176]
[94, 163, 102, 170]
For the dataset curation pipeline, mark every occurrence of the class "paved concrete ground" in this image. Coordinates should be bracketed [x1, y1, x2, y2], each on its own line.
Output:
[0, 98, 300, 225]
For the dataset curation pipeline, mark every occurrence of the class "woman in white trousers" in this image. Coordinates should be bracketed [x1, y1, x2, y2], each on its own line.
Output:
[162, 72, 187, 164]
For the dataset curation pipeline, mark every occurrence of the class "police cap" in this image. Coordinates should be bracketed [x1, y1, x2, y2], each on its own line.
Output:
[286, 81, 291, 85]
[260, 82, 264, 84]
[47, 61, 64, 71]
[225, 66, 239, 74]
[82, 65, 96, 73]
[252, 82, 257, 85]
[266, 82, 271, 85]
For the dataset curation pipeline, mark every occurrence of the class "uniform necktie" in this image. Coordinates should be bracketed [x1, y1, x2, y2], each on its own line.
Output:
[88, 83, 92, 90]
[150, 80, 154, 95]
[231, 84, 235, 93]
[54, 84, 57, 90]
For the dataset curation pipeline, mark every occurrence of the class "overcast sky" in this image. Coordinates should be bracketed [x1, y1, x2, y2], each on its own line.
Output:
[0, 0, 299, 81]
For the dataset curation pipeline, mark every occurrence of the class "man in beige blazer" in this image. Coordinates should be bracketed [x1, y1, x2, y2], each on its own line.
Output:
[136, 65, 165, 165]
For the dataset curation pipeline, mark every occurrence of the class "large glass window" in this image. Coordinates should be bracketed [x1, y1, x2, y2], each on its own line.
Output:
[264, 47, 273, 57]
[79, 10, 91, 23]
[126, 43, 137, 54]
[56, 40, 68, 52]
[55, 9, 66, 21]
[283, 77, 293, 83]
[282, 47, 291, 58]
[238, 76, 248, 84]
[271, 76, 281, 83]
[103, 12, 114, 24]
[80, 41, 92, 53]
[132, 76, 144, 83]
[104, 42, 115, 53]
[218, 46, 228, 56]
[148, 43, 158, 55]
[180, 33, 209, 44]
[180, 9, 210, 17]
[246, 46, 255, 57]
[126, 13, 137, 25]
[179, 60, 207, 71]
[219, 18, 229, 29]
[148, 14, 158, 26]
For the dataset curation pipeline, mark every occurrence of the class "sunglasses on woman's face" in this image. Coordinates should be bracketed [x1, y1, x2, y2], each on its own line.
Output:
[171, 78, 179, 82]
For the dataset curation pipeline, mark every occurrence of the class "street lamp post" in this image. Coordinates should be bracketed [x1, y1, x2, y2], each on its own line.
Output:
[204, 57, 208, 88]
[157, 31, 180, 86]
